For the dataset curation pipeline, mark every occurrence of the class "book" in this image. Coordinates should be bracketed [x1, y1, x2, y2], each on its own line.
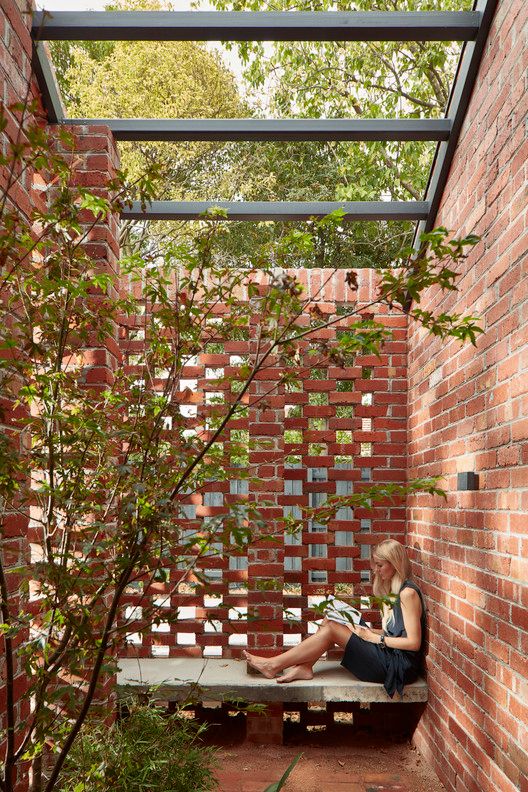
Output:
[324, 596, 362, 627]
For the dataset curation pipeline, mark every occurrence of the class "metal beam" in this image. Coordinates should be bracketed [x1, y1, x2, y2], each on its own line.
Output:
[31, 42, 64, 124]
[33, 11, 481, 42]
[414, 0, 499, 244]
[61, 118, 451, 142]
[122, 201, 430, 222]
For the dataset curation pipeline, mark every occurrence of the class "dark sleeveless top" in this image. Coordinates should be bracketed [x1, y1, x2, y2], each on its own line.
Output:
[383, 579, 426, 696]
[340, 578, 426, 696]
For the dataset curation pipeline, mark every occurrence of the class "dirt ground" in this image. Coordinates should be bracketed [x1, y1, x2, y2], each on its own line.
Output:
[218, 743, 445, 792]
[214, 739, 445, 792]
[204, 716, 446, 792]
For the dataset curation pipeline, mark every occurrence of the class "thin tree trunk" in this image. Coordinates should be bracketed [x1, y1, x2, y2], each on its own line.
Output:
[29, 756, 42, 792]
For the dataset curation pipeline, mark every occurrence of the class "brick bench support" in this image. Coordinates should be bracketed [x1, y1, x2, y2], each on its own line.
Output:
[246, 702, 284, 745]
[117, 658, 428, 744]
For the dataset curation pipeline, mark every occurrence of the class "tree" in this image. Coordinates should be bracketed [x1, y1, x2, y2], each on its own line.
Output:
[198, 139, 417, 269]
[209, 0, 472, 198]
[206, 0, 473, 256]
[0, 90, 481, 792]
[49, 0, 428, 268]
[50, 0, 248, 259]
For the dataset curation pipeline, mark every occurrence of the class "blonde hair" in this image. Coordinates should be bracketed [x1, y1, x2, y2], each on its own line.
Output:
[372, 539, 412, 599]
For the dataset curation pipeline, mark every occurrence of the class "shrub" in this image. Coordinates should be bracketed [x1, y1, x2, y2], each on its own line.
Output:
[58, 704, 217, 792]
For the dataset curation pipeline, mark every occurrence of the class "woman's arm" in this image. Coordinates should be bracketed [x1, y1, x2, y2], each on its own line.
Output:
[351, 588, 422, 651]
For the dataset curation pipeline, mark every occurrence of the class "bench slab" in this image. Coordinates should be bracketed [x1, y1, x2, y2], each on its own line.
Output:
[116, 658, 428, 704]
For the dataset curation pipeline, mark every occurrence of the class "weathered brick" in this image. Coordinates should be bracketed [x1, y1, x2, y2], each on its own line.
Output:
[409, 2, 528, 790]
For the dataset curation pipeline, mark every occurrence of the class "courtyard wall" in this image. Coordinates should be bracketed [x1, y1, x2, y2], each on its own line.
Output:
[118, 268, 407, 660]
[0, 2, 121, 788]
[0, 3, 43, 788]
[407, 1, 528, 790]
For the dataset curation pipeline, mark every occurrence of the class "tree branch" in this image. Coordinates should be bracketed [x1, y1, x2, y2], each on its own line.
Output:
[0, 538, 17, 792]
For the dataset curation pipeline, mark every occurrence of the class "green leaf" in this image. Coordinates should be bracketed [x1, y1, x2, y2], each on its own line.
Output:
[263, 753, 303, 792]
[79, 192, 112, 218]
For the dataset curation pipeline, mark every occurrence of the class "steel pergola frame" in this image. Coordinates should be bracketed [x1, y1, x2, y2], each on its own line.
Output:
[31, 1, 498, 231]
[32, 10, 481, 42]
[57, 119, 452, 144]
[122, 201, 430, 223]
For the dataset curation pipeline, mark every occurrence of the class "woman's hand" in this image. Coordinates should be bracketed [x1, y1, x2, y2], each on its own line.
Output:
[353, 625, 380, 643]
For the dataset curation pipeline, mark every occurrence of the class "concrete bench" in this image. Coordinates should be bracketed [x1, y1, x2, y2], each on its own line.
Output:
[117, 657, 428, 704]
[117, 658, 428, 743]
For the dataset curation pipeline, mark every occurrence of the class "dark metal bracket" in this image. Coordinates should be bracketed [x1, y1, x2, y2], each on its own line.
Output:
[60, 118, 452, 143]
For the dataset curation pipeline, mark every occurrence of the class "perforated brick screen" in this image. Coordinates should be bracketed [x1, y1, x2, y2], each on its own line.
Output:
[118, 268, 407, 659]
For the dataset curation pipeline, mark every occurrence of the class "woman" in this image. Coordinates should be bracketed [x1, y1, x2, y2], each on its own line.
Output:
[243, 539, 425, 697]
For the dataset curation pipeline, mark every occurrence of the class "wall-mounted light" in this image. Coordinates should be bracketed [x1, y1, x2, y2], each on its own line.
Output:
[457, 472, 479, 491]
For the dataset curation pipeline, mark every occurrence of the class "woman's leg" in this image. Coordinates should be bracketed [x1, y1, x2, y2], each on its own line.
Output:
[243, 618, 353, 682]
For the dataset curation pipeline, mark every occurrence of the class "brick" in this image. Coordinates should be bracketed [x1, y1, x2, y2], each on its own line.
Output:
[408, 4, 528, 790]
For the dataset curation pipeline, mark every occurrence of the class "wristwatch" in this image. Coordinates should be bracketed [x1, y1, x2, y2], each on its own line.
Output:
[379, 633, 387, 649]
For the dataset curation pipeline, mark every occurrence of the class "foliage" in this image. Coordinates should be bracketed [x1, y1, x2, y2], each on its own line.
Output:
[208, 0, 472, 198]
[47, 0, 241, 212]
[49, 0, 421, 268]
[0, 91, 480, 792]
[49, 0, 248, 259]
[57, 704, 217, 792]
[59, 32, 244, 197]
[203, 0, 473, 259]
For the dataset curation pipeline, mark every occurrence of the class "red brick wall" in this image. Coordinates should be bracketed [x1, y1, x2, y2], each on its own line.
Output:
[0, 3, 42, 789]
[0, 2, 121, 787]
[407, 1, 528, 790]
[249, 270, 408, 657]
[55, 121, 122, 379]
[120, 269, 408, 659]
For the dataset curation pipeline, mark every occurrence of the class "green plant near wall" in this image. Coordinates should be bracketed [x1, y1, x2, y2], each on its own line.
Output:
[264, 754, 303, 792]
[0, 90, 482, 792]
[58, 705, 216, 792]
[59, 704, 299, 792]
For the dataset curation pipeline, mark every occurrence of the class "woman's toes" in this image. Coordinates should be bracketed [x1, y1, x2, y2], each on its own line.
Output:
[276, 665, 313, 684]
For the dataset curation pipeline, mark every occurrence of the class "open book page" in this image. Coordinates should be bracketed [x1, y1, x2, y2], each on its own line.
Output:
[323, 596, 362, 627]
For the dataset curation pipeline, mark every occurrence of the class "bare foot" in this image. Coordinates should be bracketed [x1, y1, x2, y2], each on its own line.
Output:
[243, 650, 277, 679]
[277, 664, 314, 684]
